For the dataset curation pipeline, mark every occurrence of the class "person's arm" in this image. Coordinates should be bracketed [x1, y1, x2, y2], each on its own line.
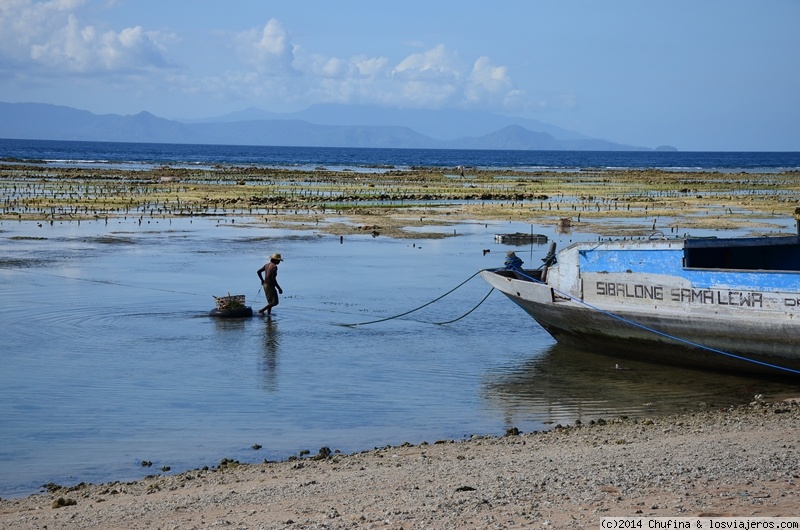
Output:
[257, 265, 265, 283]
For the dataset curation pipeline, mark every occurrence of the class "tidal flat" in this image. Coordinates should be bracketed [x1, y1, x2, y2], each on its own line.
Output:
[2, 165, 799, 237]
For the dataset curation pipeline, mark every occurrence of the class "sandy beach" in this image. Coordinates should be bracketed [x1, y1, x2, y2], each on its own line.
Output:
[1, 399, 797, 529]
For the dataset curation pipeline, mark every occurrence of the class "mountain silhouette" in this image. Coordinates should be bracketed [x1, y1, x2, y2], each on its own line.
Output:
[0, 101, 658, 151]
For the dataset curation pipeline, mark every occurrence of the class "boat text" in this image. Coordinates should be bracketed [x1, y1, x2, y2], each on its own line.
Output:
[595, 281, 663, 300]
[595, 281, 765, 307]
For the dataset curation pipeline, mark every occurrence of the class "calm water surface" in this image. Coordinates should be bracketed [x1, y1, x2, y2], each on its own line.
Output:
[2, 138, 799, 172]
[1, 217, 797, 497]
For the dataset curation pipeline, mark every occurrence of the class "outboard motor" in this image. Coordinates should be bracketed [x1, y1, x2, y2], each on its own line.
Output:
[541, 241, 557, 268]
[540, 241, 557, 282]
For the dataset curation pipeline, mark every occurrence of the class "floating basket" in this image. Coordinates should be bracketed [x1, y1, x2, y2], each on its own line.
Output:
[214, 294, 246, 311]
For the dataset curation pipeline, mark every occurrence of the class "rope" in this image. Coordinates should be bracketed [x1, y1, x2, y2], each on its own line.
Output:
[507, 266, 800, 376]
[433, 288, 494, 325]
[6, 266, 488, 326]
[7, 268, 205, 297]
[341, 271, 482, 327]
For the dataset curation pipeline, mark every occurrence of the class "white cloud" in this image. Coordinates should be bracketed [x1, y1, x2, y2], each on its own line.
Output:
[0, 0, 171, 74]
[0, 5, 527, 115]
[469, 57, 511, 93]
[392, 44, 463, 82]
[464, 56, 521, 108]
[226, 40, 479, 109]
[235, 18, 296, 74]
[292, 49, 356, 79]
[220, 38, 525, 112]
[353, 56, 389, 77]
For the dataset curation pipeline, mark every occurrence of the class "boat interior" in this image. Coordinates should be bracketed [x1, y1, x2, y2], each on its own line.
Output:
[683, 234, 800, 272]
[490, 220, 800, 277]
[490, 268, 544, 281]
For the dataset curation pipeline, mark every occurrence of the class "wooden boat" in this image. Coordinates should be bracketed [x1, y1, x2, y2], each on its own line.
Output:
[494, 232, 548, 245]
[481, 229, 800, 376]
[210, 294, 253, 318]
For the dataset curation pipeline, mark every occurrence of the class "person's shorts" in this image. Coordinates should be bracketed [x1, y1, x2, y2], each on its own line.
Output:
[263, 284, 279, 305]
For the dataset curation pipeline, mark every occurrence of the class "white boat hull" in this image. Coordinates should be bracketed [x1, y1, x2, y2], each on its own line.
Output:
[481, 236, 800, 376]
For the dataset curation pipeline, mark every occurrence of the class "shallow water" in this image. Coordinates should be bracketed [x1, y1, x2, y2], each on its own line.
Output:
[1, 216, 797, 497]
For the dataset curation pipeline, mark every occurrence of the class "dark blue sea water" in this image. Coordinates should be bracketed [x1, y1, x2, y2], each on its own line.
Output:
[1, 138, 798, 172]
[1, 139, 799, 499]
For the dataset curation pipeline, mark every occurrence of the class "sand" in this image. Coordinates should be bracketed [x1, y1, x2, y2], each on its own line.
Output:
[1, 399, 798, 529]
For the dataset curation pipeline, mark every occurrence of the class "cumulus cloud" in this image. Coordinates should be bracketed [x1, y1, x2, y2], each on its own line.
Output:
[464, 56, 516, 107]
[0, 0, 171, 74]
[392, 44, 464, 82]
[377, 45, 523, 109]
[0, 4, 526, 114]
[353, 56, 389, 77]
[228, 34, 523, 111]
[293, 50, 356, 79]
[235, 18, 296, 74]
[469, 57, 512, 93]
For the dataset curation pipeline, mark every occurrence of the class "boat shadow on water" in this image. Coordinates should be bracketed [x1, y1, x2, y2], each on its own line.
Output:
[481, 342, 799, 430]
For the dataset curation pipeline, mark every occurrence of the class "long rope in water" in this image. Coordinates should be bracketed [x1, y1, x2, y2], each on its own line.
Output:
[508, 265, 800, 376]
[340, 271, 484, 327]
[9, 266, 492, 324]
[432, 288, 494, 325]
[8, 268, 206, 297]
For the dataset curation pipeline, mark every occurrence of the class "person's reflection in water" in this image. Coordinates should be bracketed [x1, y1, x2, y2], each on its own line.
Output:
[261, 317, 280, 391]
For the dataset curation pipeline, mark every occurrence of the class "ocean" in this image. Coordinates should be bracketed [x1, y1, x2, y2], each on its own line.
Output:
[1, 139, 798, 498]
[1, 138, 799, 172]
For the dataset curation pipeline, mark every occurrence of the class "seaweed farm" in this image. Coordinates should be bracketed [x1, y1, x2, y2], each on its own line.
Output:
[1, 165, 799, 238]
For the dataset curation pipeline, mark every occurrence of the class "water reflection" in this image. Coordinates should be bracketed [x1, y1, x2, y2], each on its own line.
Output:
[211, 316, 248, 332]
[555, 218, 572, 235]
[261, 317, 279, 391]
[482, 343, 795, 430]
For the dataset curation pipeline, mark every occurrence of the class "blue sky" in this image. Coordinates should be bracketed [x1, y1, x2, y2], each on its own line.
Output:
[0, 0, 798, 151]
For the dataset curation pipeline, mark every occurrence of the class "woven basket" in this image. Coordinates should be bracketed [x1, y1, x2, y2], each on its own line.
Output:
[214, 294, 246, 311]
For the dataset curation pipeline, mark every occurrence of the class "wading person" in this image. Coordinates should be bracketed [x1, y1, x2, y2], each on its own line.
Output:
[257, 253, 284, 316]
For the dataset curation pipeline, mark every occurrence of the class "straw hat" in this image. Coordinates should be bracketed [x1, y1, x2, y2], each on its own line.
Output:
[270, 253, 284, 261]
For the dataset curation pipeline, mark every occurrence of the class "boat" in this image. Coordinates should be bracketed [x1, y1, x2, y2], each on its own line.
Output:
[210, 294, 253, 318]
[494, 232, 548, 245]
[481, 226, 800, 376]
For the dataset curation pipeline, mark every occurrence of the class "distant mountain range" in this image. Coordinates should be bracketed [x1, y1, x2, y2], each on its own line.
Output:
[0, 102, 675, 151]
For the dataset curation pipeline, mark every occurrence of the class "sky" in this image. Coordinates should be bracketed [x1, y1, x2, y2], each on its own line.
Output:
[0, 0, 798, 151]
